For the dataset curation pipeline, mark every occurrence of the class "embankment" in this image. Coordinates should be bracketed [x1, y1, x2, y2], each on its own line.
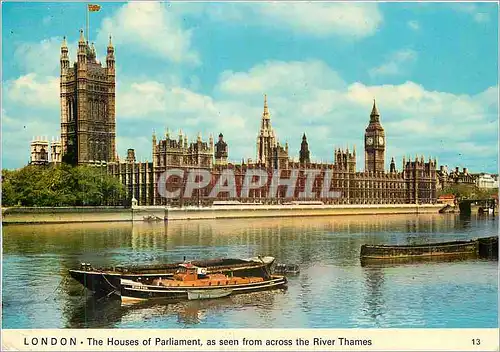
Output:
[2, 204, 444, 224]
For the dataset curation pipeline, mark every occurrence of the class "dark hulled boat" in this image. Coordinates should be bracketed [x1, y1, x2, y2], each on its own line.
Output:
[69, 256, 275, 297]
[360, 236, 498, 265]
[120, 263, 287, 303]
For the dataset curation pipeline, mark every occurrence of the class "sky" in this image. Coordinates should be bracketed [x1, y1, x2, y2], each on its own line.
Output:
[2, 1, 499, 173]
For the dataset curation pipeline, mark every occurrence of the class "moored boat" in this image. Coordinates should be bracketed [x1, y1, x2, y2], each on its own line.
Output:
[360, 236, 499, 265]
[69, 256, 275, 297]
[120, 263, 287, 303]
[360, 239, 479, 265]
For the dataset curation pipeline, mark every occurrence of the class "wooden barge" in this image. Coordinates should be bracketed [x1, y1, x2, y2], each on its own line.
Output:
[69, 256, 275, 297]
[360, 236, 498, 265]
[120, 263, 287, 303]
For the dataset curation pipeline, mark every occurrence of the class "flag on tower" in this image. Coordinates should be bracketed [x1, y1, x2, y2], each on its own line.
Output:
[88, 4, 101, 12]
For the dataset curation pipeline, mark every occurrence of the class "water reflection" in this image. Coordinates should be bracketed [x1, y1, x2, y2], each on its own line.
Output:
[2, 214, 498, 328]
[362, 267, 386, 325]
[64, 290, 285, 328]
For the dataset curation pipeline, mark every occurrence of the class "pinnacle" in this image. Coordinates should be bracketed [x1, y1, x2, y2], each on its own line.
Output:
[370, 99, 379, 116]
[263, 94, 270, 119]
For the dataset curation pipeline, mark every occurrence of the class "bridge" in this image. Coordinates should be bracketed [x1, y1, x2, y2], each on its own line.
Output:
[458, 199, 496, 215]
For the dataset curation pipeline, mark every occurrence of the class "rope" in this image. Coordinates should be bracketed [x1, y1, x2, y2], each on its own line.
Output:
[46, 275, 68, 301]
[101, 273, 119, 291]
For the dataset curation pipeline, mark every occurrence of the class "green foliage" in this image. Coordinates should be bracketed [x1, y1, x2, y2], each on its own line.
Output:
[438, 183, 498, 200]
[1, 164, 125, 207]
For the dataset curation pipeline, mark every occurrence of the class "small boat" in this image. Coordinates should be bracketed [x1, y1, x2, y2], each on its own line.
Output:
[187, 289, 232, 300]
[69, 256, 275, 297]
[120, 263, 287, 303]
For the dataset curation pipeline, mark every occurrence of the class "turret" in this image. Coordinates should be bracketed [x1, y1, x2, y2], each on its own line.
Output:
[89, 42, 97, 63]
[390, 157, 396, 173]
[214, 133, 228, 165]
[209, 133, 214, 151]
[299, 133, 310, 164]
[106, 35, 115, 70]
[77, 29, 87, 66]
[152, 129, 158, 167]
[60, 36, 70, 70]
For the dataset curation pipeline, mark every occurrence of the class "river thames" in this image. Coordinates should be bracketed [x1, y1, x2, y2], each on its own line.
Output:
[2, 214, 498, 329]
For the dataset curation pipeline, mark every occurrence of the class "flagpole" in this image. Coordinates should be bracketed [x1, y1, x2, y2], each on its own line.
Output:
[86, 3, 89, 43]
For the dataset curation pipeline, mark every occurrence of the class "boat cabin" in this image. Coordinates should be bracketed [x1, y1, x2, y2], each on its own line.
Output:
[173, 263, 208, 281]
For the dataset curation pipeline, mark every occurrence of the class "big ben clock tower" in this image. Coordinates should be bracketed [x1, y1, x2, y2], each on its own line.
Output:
[364, 100, 385, 172]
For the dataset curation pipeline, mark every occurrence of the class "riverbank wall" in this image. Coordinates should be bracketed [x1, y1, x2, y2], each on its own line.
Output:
[2, 204, 444, 224]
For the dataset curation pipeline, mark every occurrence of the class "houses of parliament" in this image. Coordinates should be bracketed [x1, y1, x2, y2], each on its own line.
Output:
[29, 31, 438, 206]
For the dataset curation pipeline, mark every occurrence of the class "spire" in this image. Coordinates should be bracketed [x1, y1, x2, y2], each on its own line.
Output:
[370, 99, 379, 117]
[79, 29, 85, 42]
[263, 94, 270, 120]
[61, 36, 68, 48]
[302, 133, 307, 140]
[108, 35, 113, 48]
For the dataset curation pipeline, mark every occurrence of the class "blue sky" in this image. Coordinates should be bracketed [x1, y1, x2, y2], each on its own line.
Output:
[2, 2, 499, 173]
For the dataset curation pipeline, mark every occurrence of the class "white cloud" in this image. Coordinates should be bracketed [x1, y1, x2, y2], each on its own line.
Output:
[5, 73, 59, 109]
[407, 20, 420, 31]
[2, 109, 60, 167]
[14, 37, 64, 76]
[369, 49, 418, 77]
[217, 60, 345, 97]
[97, 2, 199, 64]
[211, 61, 497, 172]
[454, 3, 490, 23]
[2, 46, 497, 173]
[206, 3, 383, 39]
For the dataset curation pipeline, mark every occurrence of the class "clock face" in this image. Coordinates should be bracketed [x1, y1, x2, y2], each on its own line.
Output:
[378, 136, 384, 145]
[366, 137, 373, 146]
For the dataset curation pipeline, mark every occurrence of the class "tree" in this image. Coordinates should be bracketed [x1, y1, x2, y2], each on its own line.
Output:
[438, 183, 498, 201]
[1, 164, 125, 207]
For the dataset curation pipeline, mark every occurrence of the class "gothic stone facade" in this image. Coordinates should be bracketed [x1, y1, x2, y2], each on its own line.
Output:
[60, 30, 116, 165]
[107, 96, 437, 206]
[52, 34, 436, 206]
